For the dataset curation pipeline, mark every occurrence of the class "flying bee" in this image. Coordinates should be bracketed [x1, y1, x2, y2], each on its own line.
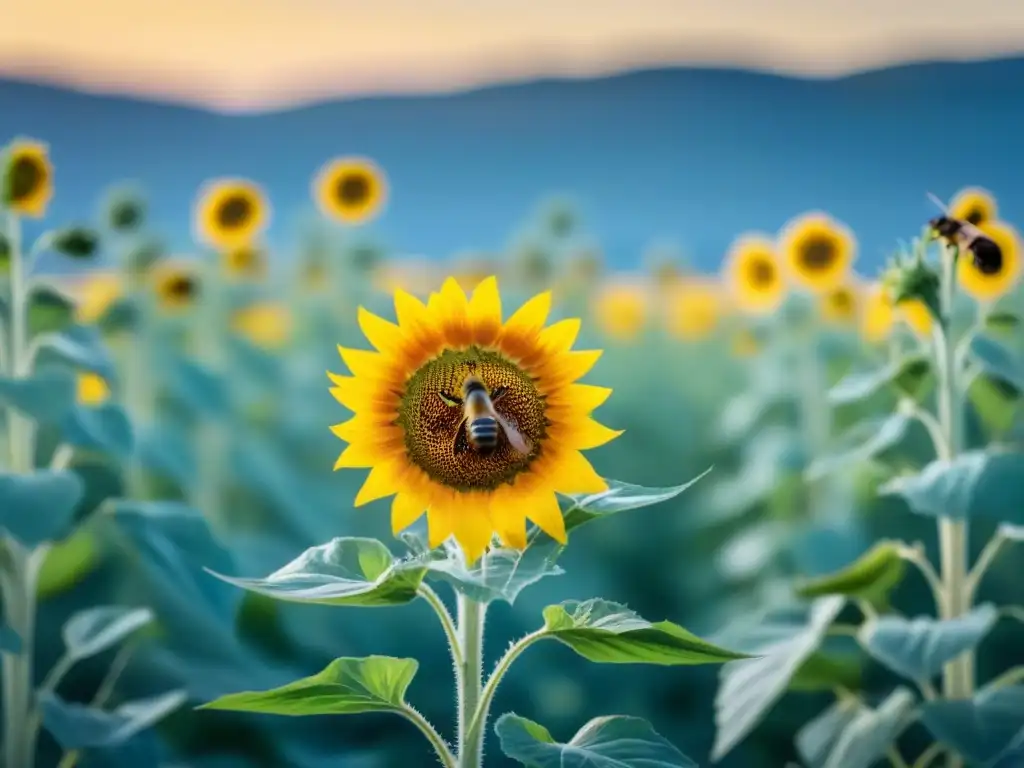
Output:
[927, 192, 1003, 275]
[439, 374, 533, 456]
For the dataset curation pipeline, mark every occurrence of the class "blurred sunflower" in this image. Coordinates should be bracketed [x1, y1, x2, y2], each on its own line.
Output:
[231, 302, 292, 350]
[592, 281, 648, 341]
[779, 212, 855, 293]
[224, 244, 267, 280]
[860, 283, 894, 343]
[194, 179, 269, 250]
[897, 298, 933, 338]
[664, 279, 723, 341]
[76, 373, 109, 406]
[949, 187, 997, 227]
[820, 282, 861, 325]
[957, 220, 1021, 302]
[152, 262, 199, 311]
[1, 139, 53, 218]
[314, 157, 388, 225]
[75, 272, 123, 324]
[724, 234, 786, 314]
[329, 276, 619, 563]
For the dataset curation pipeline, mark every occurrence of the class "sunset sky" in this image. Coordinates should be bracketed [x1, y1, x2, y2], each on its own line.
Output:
[2, 0, 1023, 111]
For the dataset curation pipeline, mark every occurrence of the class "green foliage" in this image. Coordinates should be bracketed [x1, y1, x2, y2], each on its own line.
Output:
[62, 606, 154, 662]
[919, 681, 1024, 766]
[0, 470, 84, 546]
[828, 354, 932, 407]
[794, 540, 905, 608]
[40, 690, 187, 751]
[495, 713, 697, 768]
[818, 687, 916, 768]
[37, 530, 100, 599]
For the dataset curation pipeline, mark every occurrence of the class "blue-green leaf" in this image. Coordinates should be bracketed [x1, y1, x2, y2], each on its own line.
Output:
[35, 325, 116, 380]
[560, 471, 711, 534]
[796, 699, 864, 768]
[828, 355, 929, 406]
[879, 450, 1024, 524]
[0, 470, 84, 546]
[206, 538, 426, 607]
[63, 606, 155, 661]
[920, 683, 1024, 766]
[0, 623, 22, 654]
[200, 656, 417, 715]
[169, 358, 230, 417]
[62, 403, 134, 458]
[823, 687, 917, 768]
[495, 713, 697, 768]
[540, 599, 750, 665]
[0, 369, 76, 422]
[857, 604, 998, 683]
[969, 335, 1024, 393]
[711, 596, 845, 761]
[806, 413, 911, 481]
[40, 690, 187, 750]
[794, 540, 905, 608]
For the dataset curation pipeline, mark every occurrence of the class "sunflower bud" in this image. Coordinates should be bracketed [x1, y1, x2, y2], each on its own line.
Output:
[102, 187, 147, 233]
[51, 227, 100, 260]
[881, 240, 941, 323]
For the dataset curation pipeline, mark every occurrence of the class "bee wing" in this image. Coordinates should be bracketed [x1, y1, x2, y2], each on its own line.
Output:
[927, 192, 950, 214]
[481, 400, 532, 454]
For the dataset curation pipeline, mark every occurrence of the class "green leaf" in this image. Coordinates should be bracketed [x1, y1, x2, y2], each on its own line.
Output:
[206, 537, 426, 607]
[857, 604, 998, 683]
[40, 689, 187, 750]
[0, 623, 22, 653]
[560, 470, 712, 534]
[199, 656, 417, 716]
[0, 470, 84, 546]
[50, 226, 100, 260]
[38, 530, 100, 599]
[789, 651, 863, 693]
[985, 310, 1022, 334]
[794, 540, 905, 608]
[34, 325, 116, 379]
[823, 687, 917, 768]
[796, 699, 863, 768]
[711, 596, 845, 761]
[27, 283, 76, 337]
[494, 713, 697, 768]
[920, 683, 1024, 766]
[879, 450, 1024, 524]
[828, 354, 931, 406]
[806, 413, 911, 481]
[63, 606, 154, 662]
[968, 335, 1024, 393]
[0, 369, 76, 423]
[968, 375, 1021, 435]
[540, 599, 750, 666]
[62, 403, 134, 458]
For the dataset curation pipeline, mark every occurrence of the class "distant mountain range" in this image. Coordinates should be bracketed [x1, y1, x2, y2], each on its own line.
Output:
[2, 57, 1023, 276]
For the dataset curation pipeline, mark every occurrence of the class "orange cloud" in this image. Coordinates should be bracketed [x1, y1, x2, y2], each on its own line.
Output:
[1, 0, 1023, 112]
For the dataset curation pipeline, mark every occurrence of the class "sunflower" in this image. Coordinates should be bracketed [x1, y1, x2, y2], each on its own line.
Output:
[949, 187, 997, 227]
[74, 273, 123, 324]
[224, 244, 268, 280]
[314, 157, 388, 225]
[897, 298, 933, 338]
[663, 279, 722, 341]
[779, 212, 855, 293]
[723, 234, 786, 314]
[152, 262, 199, 311]
[860, 283, 894, 343]
[957, 220, 1021, 302]
[820, 282, 861, 325]
[1, 139, 53, 218]
[231, 302, 292, 349]
[592, 281, 648, 341]
[194, 179, 269, 250]
[328, 276, 620, 563]
[76, 373, 110, 406]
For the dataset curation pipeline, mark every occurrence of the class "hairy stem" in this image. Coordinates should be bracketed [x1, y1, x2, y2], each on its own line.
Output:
[455, 594, 486, 768]
[418, 584, 463, 669]
[402, 705, 457, 768]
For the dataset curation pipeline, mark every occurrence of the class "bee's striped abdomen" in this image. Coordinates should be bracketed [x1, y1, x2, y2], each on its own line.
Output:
[468, 416, 499, 449]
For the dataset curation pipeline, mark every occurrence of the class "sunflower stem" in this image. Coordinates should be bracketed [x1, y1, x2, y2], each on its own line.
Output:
[455, 593, 487, 768]
[933, 242, 971, 768]
[1, 210, 43, 768]
[798, 314, 831, 531]
[121, 243, 154, 499]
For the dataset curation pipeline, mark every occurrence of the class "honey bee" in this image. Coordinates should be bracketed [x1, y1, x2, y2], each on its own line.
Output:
[927, 192, 1003, 275]
[439, 374, 533, 456]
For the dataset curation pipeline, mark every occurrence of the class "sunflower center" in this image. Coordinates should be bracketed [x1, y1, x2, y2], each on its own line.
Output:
[336, 173, 371, 207]
[167, 276, 196, 300]
[748, 257, 776, 288]
[965, 207, 985, 226]
[397, 346, 547, 492]
[9, 156, 44, 202]
[798, 236, 837, 271]
[216, 195, 253, 230]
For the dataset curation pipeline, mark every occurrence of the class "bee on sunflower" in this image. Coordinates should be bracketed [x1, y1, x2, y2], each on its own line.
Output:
[194, 179, 270, 250]
[779, 212, 856, 293]
[948, 186, 997, 227]
[723, 234, 787, 314]
[1, 139, 54, 218]
[957, 220, 1021, 303]
[329, 276, 621, 562]
[314, 157, 388, 225]
[151, 261, 200, 311]
[663, 278, 723, 341]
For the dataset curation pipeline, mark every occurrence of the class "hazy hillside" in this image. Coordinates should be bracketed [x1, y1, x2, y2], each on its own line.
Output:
[2, 57, 1023, 274]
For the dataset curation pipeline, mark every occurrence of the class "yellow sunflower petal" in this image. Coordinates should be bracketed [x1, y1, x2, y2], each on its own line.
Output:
[391, 492, 426, 536]
[542, 349, 602, 385]
[562, 417, 624, 450]
[544, 449, 608, 495]
[357, 308, 403, 354]
[504, 291, 552, 336]
[538, 318, 581, 352]
[546, 383, 613, 411]
[524, 491, 566, 544]
[468, 276, 502, 344]
[394, 288, 432, 328]
[450, 493, 494, 565]
[353, 461, 404, 506]
[426, 496, 457, 549]
[491, 503, 528, 549]
[328, 374, 397, 415]
[337, 346, 387, 379]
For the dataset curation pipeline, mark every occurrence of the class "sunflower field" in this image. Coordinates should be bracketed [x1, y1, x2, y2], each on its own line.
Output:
[1, 134, 1024, 768]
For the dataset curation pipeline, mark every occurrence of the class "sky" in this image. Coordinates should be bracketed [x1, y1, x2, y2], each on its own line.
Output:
[2, 0, 1024, 111]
